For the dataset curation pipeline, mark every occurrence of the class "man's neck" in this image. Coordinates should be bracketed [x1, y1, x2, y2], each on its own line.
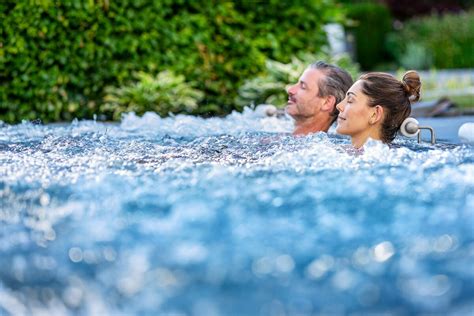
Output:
[293, 115, 332, 136]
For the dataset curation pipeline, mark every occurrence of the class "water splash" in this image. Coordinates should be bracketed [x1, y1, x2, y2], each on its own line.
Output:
[1, 110, 473, 315]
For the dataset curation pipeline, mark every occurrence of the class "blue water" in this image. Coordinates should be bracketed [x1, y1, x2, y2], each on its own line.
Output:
[1, 110, 474, 315]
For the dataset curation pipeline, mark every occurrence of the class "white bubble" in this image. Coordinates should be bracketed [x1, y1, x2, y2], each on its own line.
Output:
[275, 254, 295, 273]
[252, 256, 273, 276]
[410, 237, 432, 256]
[433, 234, 454, 253]
[430, 275, 452, 296]
[12, 256, 26, 282]
[69, 247, 83, 263]
[63, 286, 83, 307]
[83, 250, 98, 264]
[372, 241, 395, 262]
[0, 289, 27, 315]
[39, 193, 50, 206]
[272, 197, 283, 207]
[332, 269, 356, 291]
[33, 255, 57, 270]
[44, 229, 56, 241]
[352, 247, 371, 266]
[400, 274, 452, 297]
[174, 242, 208, 264]
[152, 267, 179, 288]
[306, 255, 334, 280]
[103, 247, 117, 262]
[117, 276, 143, 296]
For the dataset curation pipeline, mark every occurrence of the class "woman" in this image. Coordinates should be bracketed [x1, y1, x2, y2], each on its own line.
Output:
[336, 71, 421, 148]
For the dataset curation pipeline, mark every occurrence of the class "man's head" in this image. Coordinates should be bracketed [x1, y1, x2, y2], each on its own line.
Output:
[286, 61, 353, 134]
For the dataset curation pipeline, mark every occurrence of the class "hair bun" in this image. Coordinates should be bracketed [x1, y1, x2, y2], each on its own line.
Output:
[402, 70, 421, 103]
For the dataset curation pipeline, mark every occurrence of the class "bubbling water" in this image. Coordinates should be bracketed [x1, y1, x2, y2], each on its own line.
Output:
[1, 110, 473, 315]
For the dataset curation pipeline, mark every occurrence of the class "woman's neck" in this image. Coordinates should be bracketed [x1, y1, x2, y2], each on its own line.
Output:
[351, 127, 382, 149]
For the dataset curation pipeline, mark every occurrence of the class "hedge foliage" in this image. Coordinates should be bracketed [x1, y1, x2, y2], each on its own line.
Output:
[0, 0, 344, 123]
[387, 9, 474, 69]
[102, 71, 204, 120]
[344, 2, 393, 70]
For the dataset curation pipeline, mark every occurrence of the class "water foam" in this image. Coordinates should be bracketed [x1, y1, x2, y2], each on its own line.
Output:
[1, 110, 473, 315]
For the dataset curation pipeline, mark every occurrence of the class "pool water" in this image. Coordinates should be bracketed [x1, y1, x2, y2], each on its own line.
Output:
[1, 110, 474, 315]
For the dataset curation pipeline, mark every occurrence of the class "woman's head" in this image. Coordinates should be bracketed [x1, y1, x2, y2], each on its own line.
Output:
[336, 71, 421, 147]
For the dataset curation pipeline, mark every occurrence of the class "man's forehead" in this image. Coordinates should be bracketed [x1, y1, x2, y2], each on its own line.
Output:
[300, 68, 323, 85]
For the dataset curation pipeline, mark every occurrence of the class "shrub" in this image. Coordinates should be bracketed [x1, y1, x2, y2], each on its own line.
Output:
[387, 10, 474, 69]
[0, 0, 343, 123]
[101, 71, 204, 120]
[398, 43, 432, 70]
[236, 51, 360, 108]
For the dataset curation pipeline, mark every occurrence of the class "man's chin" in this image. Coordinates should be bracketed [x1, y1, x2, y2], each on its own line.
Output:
[285, 105, 297, 118]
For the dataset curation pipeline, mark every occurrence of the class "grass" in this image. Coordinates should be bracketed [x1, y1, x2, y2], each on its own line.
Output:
[449, 95, 474, 109]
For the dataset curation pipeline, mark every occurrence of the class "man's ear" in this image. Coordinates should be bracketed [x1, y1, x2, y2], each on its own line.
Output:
[370, 105, 384, 124]
[322, 95, 336, 112]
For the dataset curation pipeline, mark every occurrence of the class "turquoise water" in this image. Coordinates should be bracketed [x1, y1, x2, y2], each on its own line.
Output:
[1, 110, 474, 315]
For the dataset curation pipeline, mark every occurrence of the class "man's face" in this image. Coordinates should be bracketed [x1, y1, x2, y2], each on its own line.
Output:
[286, 68, 326, 119]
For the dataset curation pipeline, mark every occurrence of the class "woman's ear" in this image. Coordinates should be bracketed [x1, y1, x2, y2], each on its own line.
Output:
[370, 105, 384, 125]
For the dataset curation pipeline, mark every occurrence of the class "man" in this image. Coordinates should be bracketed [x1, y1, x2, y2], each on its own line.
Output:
[286, 61, 353, 135]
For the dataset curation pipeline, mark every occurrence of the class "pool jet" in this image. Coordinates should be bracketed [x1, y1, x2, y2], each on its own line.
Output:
[400, 117, 436, 144]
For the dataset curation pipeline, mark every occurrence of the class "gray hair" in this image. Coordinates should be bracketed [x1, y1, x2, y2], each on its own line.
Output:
[309, 61, 353, 123]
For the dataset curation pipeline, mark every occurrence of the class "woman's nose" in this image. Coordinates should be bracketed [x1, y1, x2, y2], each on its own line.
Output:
[336, 101, 344, 112]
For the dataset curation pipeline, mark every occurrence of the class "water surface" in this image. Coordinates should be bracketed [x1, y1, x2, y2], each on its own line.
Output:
[1, 110, 473, 315]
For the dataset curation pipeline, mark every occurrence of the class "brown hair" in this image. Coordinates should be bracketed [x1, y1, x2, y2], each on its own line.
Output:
[359, 71, 421, 143]
[310, 61, 354, 124]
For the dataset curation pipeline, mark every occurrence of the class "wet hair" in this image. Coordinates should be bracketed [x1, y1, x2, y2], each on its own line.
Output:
[359, 71, 421, 143]
[309, 61, 354, 124]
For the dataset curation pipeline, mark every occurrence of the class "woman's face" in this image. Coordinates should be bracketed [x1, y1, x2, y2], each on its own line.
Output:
[335, 80, 375, 139]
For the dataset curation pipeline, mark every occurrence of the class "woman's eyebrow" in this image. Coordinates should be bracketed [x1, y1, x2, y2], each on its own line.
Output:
[347, 91, 357, 98]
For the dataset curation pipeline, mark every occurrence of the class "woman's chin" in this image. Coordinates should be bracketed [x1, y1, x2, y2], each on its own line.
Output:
[335, 127, 347, 135]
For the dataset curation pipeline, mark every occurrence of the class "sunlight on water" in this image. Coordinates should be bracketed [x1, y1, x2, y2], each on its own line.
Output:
[1, 110, 473, 315]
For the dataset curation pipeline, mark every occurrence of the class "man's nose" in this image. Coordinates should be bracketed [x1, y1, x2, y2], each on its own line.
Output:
[287, 84, 296, 95]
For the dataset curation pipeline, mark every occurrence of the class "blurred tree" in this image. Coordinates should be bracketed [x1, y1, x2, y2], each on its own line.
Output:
[387, 9, 474, 69]
[344, 2, 393, 70]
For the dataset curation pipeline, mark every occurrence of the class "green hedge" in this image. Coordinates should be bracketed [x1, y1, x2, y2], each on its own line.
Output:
[102, 71, 204, 120]
[0, 0, 344, 123]
[387, 10, 474, 69]
[344, 2, 393, 70]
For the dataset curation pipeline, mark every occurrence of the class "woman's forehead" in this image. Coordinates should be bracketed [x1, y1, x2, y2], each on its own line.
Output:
[347, 80, 364, 94]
